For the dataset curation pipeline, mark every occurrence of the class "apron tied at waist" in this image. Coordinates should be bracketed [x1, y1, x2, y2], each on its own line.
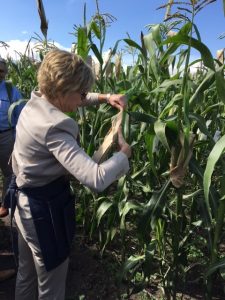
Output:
[6, 176, 76, 272]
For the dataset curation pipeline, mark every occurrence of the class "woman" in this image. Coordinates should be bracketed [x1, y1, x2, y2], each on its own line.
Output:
[11, 49, 131, 299]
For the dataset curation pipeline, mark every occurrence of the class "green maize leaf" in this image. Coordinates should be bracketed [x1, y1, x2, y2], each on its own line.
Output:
[221, 267, 225, 279]
[169, 54, 176, 73]
[179, 22, 193, 36]
[165, 119, 178, 132]
[102, 40, 121, 75]
[159, 22, 192, 64]
[131, 162, 151, 179]
[189, 113, 214, 143]
[142, 240, 157, 277]
[129, 111, 157, 124]
[77, 27, 88, 59]
[160, 43, 180, 65]
[91, 43, 103, 65]
[122, 111, 130, 141]
[189, 70, 215, 108]
[204, 135, 225, 208]
[144, 132, 158, 177]
[188, 58, 202, 68]
[183, 189, 202, 200]
[120, 200, 142, 230]
[119, 255, 145, 280]
[140, 31, 148, 60]
[120, 199, 142, 217]
[163, 34, 215, 71]
[215, 66, 225, 103]
[90, 20, 101, 39]
[159, 93, 183, 118]
[8, 99, 28, 126]
[190, 157, 214, 229]
[205, 257, 225, 277]
[138, 179, 171, 237]
[116, 175, 126, 193]
[152, 24, 163, 52]
[143, 30, 157, 57]
[202, 102, 224, 115]
[163, 34, 225, 103]
[154, 119, 170, 152]
[150, 54, 160, 81]
[190, 157, 219, 220]
[101, 226, 117, 253]
[96, 200, 113, 226]
[151, 79, 182, 94]
[176, 49, 188, 71]
[192, 23, 202, 41]
[123, 38, 147, 58]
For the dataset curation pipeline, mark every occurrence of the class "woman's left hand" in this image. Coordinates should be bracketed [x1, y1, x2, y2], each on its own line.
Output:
[108, 94, 127, 110]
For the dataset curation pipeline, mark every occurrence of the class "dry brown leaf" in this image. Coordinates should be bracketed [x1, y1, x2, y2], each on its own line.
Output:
[169, 133, 195, 188]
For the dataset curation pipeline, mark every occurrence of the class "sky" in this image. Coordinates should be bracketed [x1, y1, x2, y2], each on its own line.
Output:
[0, 0, 224, 63]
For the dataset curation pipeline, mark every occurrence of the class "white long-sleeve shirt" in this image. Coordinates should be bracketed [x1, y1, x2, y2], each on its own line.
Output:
[12, 91, 129, 192]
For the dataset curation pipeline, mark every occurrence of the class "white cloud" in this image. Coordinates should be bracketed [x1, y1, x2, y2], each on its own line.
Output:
[0, 39, 70, 61]
[21, 30, 28, 35]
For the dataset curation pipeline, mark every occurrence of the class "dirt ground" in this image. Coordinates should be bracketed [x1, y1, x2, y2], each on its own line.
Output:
[0, 190, 224, 300]
[1, 215, 225, 300]
[0, 216, 120, 300]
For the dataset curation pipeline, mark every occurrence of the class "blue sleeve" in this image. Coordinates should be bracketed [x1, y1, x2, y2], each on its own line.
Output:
[12, 87, 22, 101]
[11, 86, 25, 128]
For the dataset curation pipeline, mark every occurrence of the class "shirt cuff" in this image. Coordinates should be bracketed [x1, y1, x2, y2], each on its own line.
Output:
[85, 93, 100, 106]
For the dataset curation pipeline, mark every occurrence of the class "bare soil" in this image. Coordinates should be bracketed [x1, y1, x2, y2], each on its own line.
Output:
[0, 216, 224, 300]
[0, 217, 120, 300]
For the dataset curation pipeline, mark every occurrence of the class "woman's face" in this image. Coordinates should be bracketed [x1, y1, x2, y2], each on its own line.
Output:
[57, 90, 87, 112]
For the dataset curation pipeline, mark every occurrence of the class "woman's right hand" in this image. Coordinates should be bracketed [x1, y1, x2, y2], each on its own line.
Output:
[117, 126, 131, 158]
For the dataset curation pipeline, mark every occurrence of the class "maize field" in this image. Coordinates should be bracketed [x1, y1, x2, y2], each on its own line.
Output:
[1, 0, 225, 299]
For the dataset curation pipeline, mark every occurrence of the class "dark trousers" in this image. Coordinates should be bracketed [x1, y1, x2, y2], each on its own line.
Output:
[0, 129, 14, 205]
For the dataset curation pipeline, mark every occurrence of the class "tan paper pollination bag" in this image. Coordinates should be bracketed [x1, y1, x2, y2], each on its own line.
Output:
[92, 110, 123, 164]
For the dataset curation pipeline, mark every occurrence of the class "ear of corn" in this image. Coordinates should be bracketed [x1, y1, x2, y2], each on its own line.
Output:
[92, 110, 123, 163]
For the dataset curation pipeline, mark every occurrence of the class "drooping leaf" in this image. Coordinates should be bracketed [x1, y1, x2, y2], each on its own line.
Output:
[206, 257, 225, 277]
[129, 111, 157, 124]
[91, 43, 103, 65]
[154, 119, 170, 152]
[96, 200, 113, 226]
[203, 135, 225, 207]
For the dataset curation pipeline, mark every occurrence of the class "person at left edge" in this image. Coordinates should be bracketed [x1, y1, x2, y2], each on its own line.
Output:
[0, 57, 23, 218]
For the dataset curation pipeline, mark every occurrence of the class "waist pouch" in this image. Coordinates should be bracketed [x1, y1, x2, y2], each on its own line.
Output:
[20, 177, 75, 271]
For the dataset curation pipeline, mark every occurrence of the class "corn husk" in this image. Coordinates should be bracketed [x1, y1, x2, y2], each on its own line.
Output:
[170, 132, 195, 188]
[92, 111, 123, 164]
[217, 49, 224, 64]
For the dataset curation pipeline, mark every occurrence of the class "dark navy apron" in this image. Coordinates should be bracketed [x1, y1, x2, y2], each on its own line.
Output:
[5, 176, 76, 272]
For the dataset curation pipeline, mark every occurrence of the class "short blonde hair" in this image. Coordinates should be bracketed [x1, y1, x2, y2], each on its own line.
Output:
[37, 49, 94, 101]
